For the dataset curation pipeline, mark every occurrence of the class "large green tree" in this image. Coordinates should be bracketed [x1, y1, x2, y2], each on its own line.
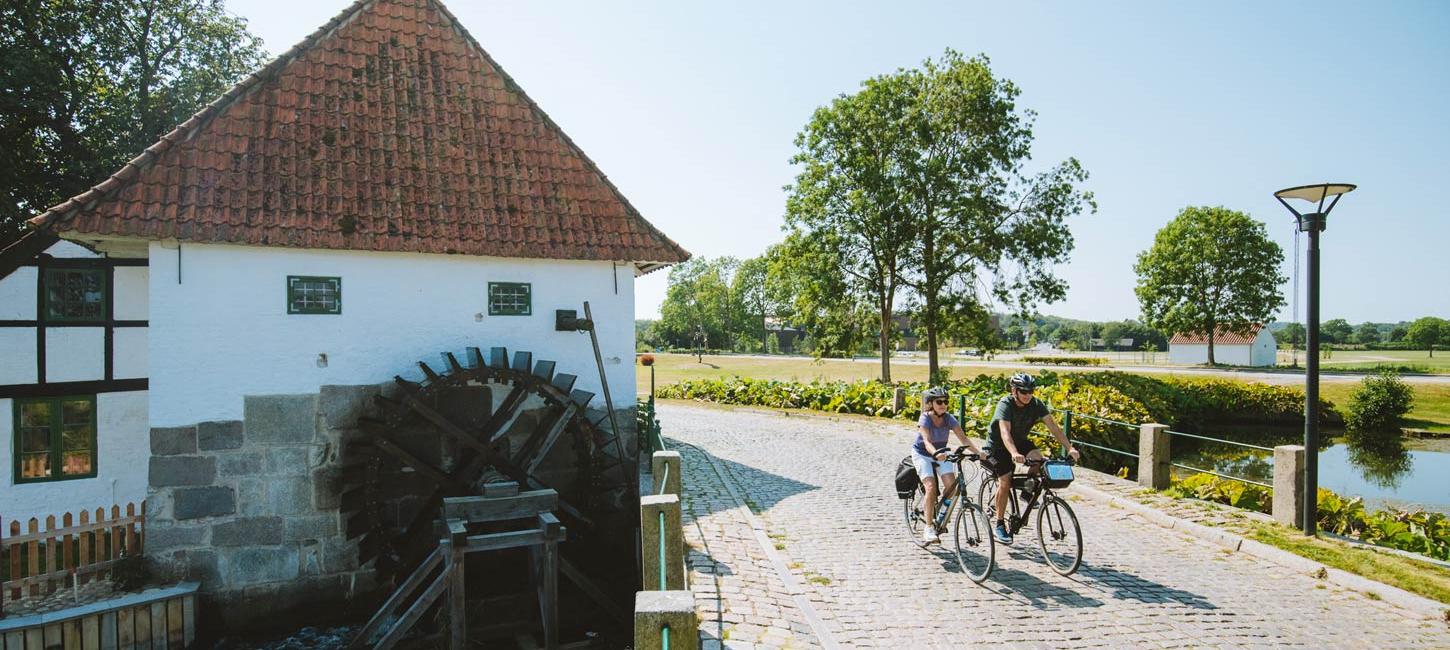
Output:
[657, 257, 738, 360]
[1134, 206, 1286, 365]
[1321, 318, 1353, 345]
[1406, 316, 1446, 357]
[1, 0, 266, 245]
[785, 69, 915, 381]
[773, 231, 875, 358]
[892, 52, 1094, 382]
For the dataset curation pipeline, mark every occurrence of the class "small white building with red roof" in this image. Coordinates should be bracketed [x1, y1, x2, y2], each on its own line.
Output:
[1168, 325, 1276, 366]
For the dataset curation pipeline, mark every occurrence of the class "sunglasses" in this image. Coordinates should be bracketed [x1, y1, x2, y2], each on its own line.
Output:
[929, 398, 948, 405]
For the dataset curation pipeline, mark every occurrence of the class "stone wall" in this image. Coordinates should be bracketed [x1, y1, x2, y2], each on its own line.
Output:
[145, 384, 380, 634]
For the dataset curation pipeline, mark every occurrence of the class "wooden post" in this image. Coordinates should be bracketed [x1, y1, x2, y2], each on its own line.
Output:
[1138, 423, 1171, 489]
[650, 451, 682, 497]
[892, 387, 906, 414]
[444, 520, 467, 650]
[538, 513, 562, 650]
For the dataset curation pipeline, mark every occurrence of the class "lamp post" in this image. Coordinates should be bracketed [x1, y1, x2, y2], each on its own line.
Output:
[1273, 183, 1356, 536]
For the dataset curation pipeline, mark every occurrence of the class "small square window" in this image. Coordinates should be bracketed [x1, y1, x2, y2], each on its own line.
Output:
[288, 276, 342, 314]
[14, 396, 96, 482]
[44, 268, 106, 321]
[488, 282, 531, 316]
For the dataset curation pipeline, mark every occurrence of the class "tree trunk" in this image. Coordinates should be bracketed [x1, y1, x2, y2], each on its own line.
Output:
[1206, 325, 1216, 366]
[877, 295, 892, 383]
[925, 294, 939, 383]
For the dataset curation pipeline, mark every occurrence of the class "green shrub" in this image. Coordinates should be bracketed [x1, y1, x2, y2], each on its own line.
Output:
[1345, 371, 1415, 434]
[1022, 356, 1106, 366]
[1164, 473, 1271, 513]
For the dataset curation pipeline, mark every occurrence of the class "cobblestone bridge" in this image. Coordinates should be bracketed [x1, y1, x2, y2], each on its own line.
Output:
[660, 402, 1450, 649]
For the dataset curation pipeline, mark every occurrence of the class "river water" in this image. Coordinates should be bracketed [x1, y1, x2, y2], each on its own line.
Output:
[1172, 436, 1450, 513]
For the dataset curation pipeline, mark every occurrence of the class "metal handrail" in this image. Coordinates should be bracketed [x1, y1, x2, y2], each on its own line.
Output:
[1070, 439, 1138, 458]
[1061, 411, 1139, 430]
[658, 463, 670, 496]
[1166, 430, 1275, 453]
[1170, 462, 1272, 489]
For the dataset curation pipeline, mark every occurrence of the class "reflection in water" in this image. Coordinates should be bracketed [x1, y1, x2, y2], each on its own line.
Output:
[1344, 437, 1414, 490]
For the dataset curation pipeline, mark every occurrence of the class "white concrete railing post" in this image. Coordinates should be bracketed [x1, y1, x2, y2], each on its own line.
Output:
[634, 591, 699, 650]
[1272, 445, 1306, 528]
[651, 451, 682, 497]
[1138, 423, 1171, 489]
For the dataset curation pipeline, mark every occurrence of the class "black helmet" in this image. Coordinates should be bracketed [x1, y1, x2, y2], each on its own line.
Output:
[922, 386, 949, 402]
[1009, 373, 1036, 391]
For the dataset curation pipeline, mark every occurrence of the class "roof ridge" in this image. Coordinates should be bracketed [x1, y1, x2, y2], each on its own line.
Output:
[420, 0, 687, 263]
[29, 0, 377, 231]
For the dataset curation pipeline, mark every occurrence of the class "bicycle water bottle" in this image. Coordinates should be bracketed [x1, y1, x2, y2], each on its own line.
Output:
[935, 498, 951, 527]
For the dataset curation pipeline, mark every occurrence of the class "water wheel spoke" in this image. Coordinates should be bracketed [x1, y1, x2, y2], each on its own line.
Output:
[417, 361, 441, 382]
[521, 405, 579, 475]
[441, 352, 464, 373]
[489, 346, 509, 369]
[370, 435, 466, 492]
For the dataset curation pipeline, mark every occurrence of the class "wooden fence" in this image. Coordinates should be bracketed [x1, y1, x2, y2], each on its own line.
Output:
[1, 503, 146, 618]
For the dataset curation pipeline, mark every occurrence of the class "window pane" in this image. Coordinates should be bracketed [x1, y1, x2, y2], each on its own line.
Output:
[62, 451, 92, 476]
[21, 453, 51, 479]
[44, 269, 105, 320]
[288, 276, 341, 314]
[21, 425, 52, 453]
[62, 425, 92, 451]
[488, 282, 531, 315]
[21, 401, 51, 427]
[62, 399, 93, 426]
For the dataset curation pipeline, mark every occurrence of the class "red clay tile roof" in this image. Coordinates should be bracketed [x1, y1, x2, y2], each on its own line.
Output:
[29, 0, 689, 266]
[1169, 325, 1266, 346]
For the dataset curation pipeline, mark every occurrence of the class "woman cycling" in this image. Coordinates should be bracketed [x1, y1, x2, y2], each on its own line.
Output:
[913, 386, 984, 545]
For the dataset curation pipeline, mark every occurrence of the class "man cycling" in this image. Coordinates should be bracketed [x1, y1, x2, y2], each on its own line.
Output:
[982, 373, 1079, 544]
[913, 386, 984, 545]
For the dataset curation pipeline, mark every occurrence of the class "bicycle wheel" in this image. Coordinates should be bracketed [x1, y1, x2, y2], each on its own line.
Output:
[1035, 494, 1083, 575]
[977, 474, 996, 522]
[952, 499, 995, 583]
[903, 486, 926, 544]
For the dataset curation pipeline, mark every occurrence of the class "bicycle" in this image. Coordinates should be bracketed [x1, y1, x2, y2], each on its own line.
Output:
[902, 447, 995, 583]
[978, 457, 1083, 576]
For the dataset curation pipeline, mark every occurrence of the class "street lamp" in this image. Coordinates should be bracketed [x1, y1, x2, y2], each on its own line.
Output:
[1273, 182, 1356, 536]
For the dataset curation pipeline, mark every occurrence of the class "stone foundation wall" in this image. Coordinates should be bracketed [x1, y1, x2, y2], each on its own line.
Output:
[145, 385, 381, 633]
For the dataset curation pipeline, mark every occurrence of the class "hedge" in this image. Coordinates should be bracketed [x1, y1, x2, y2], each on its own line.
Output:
[1022, 356, 1107, 366]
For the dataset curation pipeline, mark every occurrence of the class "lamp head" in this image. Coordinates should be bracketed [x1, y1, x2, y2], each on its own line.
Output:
[1273, 183, 1356, 232]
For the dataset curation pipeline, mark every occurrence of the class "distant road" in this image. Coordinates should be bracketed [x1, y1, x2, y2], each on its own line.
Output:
[724, 353, 1450, 385]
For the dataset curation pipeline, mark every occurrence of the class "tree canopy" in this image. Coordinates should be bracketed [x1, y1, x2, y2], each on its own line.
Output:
[1134, 206, 1286, 365]
[784, 50, 1091, 382]
[1406, 316, 1446, 357]
[1, 0, 267, 246]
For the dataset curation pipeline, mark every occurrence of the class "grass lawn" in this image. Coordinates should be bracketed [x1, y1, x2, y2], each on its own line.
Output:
[1248, 522, 1450, 607]
[1317, 349, 1450, 374]
[637, 353, 1450, 433]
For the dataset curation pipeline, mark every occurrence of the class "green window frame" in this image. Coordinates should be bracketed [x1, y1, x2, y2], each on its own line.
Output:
[43, 267, 107, 322]
[13, 395, 98, 484]
[488, 282, 532, 316]
[287, 276, 342, 314]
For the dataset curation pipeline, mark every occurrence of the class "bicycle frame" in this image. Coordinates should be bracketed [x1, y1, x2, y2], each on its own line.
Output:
[921, 453, 980, 532]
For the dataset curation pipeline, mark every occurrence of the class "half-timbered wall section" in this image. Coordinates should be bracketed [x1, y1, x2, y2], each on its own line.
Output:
[0, 240, 149, 523]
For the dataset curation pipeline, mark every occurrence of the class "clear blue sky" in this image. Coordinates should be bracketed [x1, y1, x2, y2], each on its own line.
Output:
[227, 0, 1450, 324]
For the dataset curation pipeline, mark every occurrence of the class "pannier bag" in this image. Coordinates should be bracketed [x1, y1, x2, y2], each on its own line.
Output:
[1043, 460, 1075, 489]
[895, 456, 919, 498]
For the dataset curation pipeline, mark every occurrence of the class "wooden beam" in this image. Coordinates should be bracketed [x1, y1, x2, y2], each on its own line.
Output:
[372, 569, 451, 650]
[443, 490, 558, 523]
[370, 436, 464, 491]
[348, 548, 443, 650]
[524, 405, 579, 476]
[464, 529, 545, 553]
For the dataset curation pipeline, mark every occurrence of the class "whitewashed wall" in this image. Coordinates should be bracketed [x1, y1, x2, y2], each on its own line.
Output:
[147, 242, 637, 426]
[1168, 343, 1252, 366]
[0, 391, 150, 524]
[1250, 331, 1277, 367]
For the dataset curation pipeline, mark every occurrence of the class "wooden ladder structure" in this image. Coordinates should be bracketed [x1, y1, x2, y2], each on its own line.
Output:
[349, 482, 567, 649]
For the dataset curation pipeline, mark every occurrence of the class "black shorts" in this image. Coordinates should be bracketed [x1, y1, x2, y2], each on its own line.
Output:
[982, 443, 1037, 478]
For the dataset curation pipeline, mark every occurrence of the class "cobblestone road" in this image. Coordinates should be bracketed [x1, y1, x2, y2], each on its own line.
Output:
[663, 402, 1450, 649]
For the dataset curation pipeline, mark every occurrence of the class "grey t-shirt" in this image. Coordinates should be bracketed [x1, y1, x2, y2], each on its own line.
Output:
[986, 396, 1049, 453]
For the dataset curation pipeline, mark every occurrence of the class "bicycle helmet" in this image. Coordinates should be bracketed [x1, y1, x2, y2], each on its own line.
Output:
[922, 386, 949, 403]
[1009, 373, 1036, 391]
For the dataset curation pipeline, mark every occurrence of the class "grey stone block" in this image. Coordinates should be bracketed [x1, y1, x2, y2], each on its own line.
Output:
[178, 548, 222, 586]
[217, 451, 266, 477]
[147, 524, 207, 552]
[311, 467, 341, 510]
[321, 536, 359, 574]
[269, 476, 313, 515]
[212, 517, 284, 546]
[150, 426, 197, 456]
[150, 456, 217, 487]
[198, 420, 244, 451]
[266, 447, 311, 476]
[284, 514, 338, 542]
[224, 546, 299, 587]
[244, 394, 318, 444]
[319, 384, 380, 430]
[174, 486, 236, 520]
[237, 478, 267, 516]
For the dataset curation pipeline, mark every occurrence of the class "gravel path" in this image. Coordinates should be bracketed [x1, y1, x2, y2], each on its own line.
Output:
[663, 401, 1450, 649]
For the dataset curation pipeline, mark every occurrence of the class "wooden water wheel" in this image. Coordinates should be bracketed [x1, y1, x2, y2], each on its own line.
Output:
[339, 345, 635, 627]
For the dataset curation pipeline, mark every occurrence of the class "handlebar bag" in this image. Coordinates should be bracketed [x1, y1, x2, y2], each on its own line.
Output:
[895, 456, 919, 499]
[1043, 460, 1075, 488]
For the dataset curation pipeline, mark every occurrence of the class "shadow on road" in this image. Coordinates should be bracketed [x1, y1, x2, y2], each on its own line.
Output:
[668, 437, 822, 519]
[1071, 562, 1218, 609]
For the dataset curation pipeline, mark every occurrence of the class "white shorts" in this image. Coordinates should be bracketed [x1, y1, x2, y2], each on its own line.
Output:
[912, 453, 956, 482]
